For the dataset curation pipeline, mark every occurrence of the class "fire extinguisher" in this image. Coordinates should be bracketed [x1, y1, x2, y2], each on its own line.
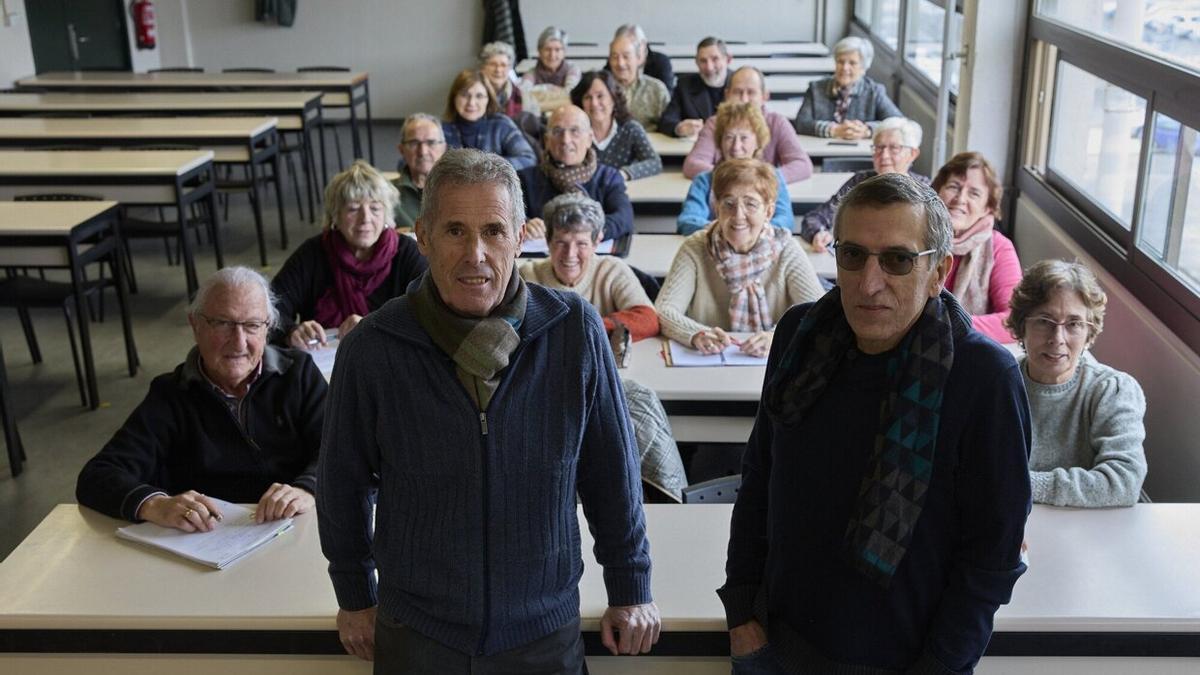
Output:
[131, 0, 157, 50]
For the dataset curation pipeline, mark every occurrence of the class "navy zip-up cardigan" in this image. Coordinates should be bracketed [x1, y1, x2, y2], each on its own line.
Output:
[317, 282, 652, 656]
[519, 163, 635, 241]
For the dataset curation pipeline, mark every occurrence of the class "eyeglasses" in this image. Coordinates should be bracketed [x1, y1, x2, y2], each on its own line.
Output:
[401, 139, 445, 149]
[718, 196, 764, 214]
[832, 242, 937, 275]
[1025, 316, 1094, 339]
[456, 91, 488, 102]
[197, 313, 269, 336]
[548, 126, 587, 138]
[721, 133, 756, 145]
[872, 144, 910, 155]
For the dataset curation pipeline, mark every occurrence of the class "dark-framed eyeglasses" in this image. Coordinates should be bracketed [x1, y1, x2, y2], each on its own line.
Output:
[197, 313, 269, 336]
[832, 242, 938, 276]
[1025, 316, 1095, 339]
[401, 139, 445, 150]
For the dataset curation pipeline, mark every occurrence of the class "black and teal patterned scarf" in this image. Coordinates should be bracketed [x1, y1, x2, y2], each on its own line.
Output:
[409, 270, 527, 410]
[764, 288, 970, 587]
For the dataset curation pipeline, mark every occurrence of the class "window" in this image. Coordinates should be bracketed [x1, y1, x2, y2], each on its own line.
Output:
[1037, 0, 1200, 74]
[855, 0, 876, 27]
[904, 0, 962, 92]
[855, 0, 900, 51]
[1047, 60, 1146, 230]
[1139, 113, 1200, 294]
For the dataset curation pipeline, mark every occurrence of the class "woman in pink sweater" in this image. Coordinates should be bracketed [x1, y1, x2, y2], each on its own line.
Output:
[932, 152, 1022, 343]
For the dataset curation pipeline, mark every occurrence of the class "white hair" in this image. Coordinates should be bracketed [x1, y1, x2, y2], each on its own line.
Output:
[613, 23, 648, 51]
[538, 26, 569, 50]
[187, 266, 279, 328]
[874, 116, 922, 148]
[479, 41, 515, 65]
[834, 36, 874, 70]
[400, 113, 444, 143]
[421, 148, 525, 234]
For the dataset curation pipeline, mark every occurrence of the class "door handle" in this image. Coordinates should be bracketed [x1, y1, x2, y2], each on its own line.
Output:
[66, 23, 80, 61]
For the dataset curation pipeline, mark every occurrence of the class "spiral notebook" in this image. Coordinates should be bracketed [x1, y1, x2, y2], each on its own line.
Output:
[664, 339, 767, 367]
[115, 499, 294, 569]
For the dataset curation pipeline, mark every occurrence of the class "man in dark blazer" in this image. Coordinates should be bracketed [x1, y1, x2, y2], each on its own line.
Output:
[659, 37, 733, 138]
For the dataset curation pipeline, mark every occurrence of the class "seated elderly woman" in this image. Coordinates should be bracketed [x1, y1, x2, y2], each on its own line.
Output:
[521, 193, 684, 501]
[800, 116, 928, 251]
[678, 101, 795, 235]
[521, 26, 582, 91]
[657, 158, 825, 357]
[570, 70, 662, 181]
[272, 160, 427, 349]
[933, 151, 1021, 343]
[794, 36, 902, 139]
[479, 41, 537, 120]
[441, 69, 537, 170]
[76, 267, 325, 529]
[1006, 260, 1147, 507]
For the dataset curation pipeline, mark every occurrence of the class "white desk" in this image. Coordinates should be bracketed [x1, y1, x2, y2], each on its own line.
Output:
[626, 170, 852, 217]
[623, 233, 834, 279]
[3, 504, 1195, 674]
[764, 74, 824, 99]
[567, 42, 830, 59]
[647, 131, 873, 162]
[0, 150, 219, 297]
[518, 56, 834, 76]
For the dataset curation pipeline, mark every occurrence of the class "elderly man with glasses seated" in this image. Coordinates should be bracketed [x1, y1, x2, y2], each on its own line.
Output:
[393, 113, 448, 229]
[76, 266, 327, 531]
[519, 104, 634, 243]
[800, 116, 928, 252]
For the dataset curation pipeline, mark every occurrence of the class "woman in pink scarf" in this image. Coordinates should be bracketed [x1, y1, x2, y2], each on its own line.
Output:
[271, 161, 427, 349]
[932, 151, 1022, 343]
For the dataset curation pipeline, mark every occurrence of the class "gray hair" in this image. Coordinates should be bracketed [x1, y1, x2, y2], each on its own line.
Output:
[1006, 260, 1107, 344]
[697, 36, 730, 58]
[834, 36, 874, 70]
[833, 172, 952, 260]
[613, 23, 647, 51]
[874, 116, 922, 148]
[479, 41, 515, 65]
[322, 160, 400, 231]
[538, 26, 569, 51]
[400, 113, 445, 143]
[542, 192, 605, 242]
[421, 148, 525, 233]
[187, 266, 279, 329]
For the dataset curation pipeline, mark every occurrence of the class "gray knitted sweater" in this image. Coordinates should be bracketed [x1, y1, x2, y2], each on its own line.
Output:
[1020, 351, 1147, 507]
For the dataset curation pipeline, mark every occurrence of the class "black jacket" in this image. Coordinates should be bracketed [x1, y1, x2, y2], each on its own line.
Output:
[76, 346, 327, 521]
[644, 49, 675, 90]
[659, 73, 727, 137]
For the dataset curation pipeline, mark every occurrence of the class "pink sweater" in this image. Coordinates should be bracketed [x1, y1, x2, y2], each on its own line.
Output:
[683, 108, 814, 184]
[944, 230, 1021, 344]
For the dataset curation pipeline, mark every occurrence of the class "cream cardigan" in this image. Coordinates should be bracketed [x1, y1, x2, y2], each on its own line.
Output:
[654, 227, 825, 344]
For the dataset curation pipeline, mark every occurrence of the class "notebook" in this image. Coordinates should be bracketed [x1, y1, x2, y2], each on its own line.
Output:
[309, 328, 339, 379]
[665, 339, 768, 367]
[115, 498, 294, 569]
[521, 238, 615, 255]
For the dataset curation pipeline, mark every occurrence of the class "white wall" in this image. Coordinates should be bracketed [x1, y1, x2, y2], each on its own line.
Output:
[1013, 196, 1200, 502]
[0, 0, 36, 88]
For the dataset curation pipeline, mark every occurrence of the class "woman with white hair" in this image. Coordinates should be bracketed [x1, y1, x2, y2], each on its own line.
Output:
[271, 160, 427, 349]
[793, 36, 902, 139]
[479, 41, 539, 119]
[799, 116, 927, 251]
[521, 26, 582, 90]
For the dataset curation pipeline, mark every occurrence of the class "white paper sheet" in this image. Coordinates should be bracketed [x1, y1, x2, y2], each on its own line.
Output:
[115, 499, 294, 569]
[666, 339, 767, 367]
[520, 238, 615, 255]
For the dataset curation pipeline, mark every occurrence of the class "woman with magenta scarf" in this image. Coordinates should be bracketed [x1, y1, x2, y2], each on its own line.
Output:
[271, 160, 427, 349]
[932, 151, 1022, 344]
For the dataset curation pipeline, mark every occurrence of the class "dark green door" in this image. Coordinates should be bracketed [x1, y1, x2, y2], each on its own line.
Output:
[26, 0, 131, 72]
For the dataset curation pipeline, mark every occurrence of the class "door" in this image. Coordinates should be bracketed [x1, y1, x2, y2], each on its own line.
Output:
[26, 0, 131, 72]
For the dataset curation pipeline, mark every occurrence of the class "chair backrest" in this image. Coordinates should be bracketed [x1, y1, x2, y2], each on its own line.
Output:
[223, 67, 275, 73]
[628, 264, 661, 302]
[297, 66, 350, 72]
[149, 67, 204, 73]
[13, 193, 104, 202]
[133, 143, 201, 151]
[681, 474, 742, 504]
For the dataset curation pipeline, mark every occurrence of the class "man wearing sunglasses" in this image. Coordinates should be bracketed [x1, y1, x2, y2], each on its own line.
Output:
[77, 267, 326, 531]
[720, 173, 1031, 674]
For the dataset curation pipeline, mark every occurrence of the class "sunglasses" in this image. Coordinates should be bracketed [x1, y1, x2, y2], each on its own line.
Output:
[832, 242, 938, 276]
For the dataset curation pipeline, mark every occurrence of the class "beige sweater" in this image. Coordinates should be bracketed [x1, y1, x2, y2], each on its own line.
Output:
[654, 229, 825, 344]
[520, 255, 652, 315]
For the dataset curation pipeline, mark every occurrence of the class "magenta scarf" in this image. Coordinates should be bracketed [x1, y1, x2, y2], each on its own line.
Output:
[313, 227, 399, 328]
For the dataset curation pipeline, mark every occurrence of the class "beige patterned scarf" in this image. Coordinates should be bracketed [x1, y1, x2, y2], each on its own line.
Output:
[950, 213, 996, 315]
[706, 224, 787, 332]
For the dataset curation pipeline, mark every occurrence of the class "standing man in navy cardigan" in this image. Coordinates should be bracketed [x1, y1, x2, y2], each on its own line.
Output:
[720, 173, 1031, 673]
[319, 148, 658, 673]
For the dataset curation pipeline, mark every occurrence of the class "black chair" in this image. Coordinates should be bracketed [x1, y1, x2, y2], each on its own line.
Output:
[0, 339, 25, 477]
[149, 67, 204, 73]
[681, 475, 742, 504]
[297, 66, 351, 170]
[629, 265, 661, 302]
[222, 67, 276, 73]
[820, 157, 874, 173]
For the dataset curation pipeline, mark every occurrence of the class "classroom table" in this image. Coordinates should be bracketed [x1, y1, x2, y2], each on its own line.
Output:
[647, 130, 874, 166]
[0, 150, 220, 298]
[764, 98, 801, 119]
[15, 70, 373, 165]
[0, 117, 287, 267]
[0, 201, 138, 411]
[567, 41, 830, 59]
[623, 233, 835, 279]
[518, 56, 834, 77]
[0, 90, 327, 219]
[765, 74, 825, 99]
[626, 170, 853, 217]
[3, 503, 1195, 674]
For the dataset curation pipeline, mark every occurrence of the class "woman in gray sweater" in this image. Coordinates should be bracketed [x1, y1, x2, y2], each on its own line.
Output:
[1006, 260, 1147, 507]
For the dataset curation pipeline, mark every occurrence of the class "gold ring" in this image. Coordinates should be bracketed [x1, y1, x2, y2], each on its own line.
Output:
[184, 509, 195, 519]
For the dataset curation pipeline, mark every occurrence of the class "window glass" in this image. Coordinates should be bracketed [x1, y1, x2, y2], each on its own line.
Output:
[1048, 60, 1147, 228]
[1038, 0, 1200, 74]
[855, 0, 876, 27]
[1138, 112, 1200, 292]
[875, 0, 901, 50]
[904, 0, 962, 92]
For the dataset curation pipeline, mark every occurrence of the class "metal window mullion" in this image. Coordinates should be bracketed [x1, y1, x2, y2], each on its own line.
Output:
[1165, 126, 1196, 268]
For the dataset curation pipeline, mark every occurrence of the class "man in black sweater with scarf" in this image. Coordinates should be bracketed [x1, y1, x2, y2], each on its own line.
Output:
[720, 173, 1031, 674]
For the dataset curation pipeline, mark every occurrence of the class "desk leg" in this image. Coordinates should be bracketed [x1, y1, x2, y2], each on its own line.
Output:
[271, 141, 289, 250]
[69, 249, 99, 410]
[317, 106, 329, 189]
[0, 341, 24, 477]
[348, 85, 362, 161]
[177, 181, 200, 300]
[207, 165, 225, 270]
[364, 79, 375, 164]
[248, 160, 269, 267]
[109, 218, 139, 376]
[301, 120, 316, 222]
